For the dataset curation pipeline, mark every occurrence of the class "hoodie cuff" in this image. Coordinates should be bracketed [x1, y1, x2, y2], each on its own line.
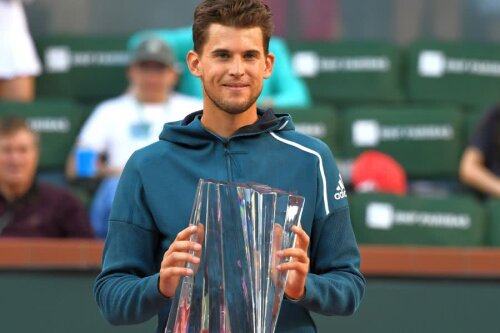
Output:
[145, 273, 171, 305]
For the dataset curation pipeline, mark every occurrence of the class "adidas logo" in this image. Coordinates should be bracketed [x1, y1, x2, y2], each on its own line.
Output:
[334, 174, 347, 200]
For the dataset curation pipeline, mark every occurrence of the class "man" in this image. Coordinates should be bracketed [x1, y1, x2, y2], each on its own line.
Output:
[66, 37, 202, 238]
[0, 116, 93, 238]
[94, 1, 365, 332]
[460, 107, 500, 197]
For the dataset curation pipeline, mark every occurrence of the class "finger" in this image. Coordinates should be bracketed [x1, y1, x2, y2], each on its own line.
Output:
[291, 225, 310, 249]
[162, 252, 200, 268]
[165, 240, 202, 255]
[276, 261, 309, 273]
[277, 248, 309, 263]
[175, 225, 199, 241]
[160, 266, 194, 278]
[196, 223, 205, 245]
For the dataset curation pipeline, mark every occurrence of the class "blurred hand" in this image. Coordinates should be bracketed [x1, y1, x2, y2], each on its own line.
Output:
[159, 224, 204, 298]
[276, 225, 310, 300]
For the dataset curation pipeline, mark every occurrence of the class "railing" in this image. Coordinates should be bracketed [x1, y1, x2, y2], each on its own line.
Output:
[1, 239, 500, 278]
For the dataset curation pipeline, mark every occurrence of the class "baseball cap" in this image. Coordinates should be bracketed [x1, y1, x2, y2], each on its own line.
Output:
[351, 150, 407, 195]
[130, 37, 176, 67]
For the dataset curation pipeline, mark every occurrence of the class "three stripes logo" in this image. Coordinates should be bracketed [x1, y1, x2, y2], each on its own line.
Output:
[334, 174, 347, 200]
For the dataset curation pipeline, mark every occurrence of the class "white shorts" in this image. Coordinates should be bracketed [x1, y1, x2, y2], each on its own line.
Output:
[0, 1, 41, 79]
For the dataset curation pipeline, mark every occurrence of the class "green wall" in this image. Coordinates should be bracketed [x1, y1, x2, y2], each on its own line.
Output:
[1, 271, 499, 333]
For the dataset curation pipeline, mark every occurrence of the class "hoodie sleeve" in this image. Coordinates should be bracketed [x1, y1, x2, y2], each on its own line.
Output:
[93, 154, 168, 325]
[291, 143, 365, 316]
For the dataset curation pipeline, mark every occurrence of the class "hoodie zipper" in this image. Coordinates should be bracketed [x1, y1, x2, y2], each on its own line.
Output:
[223, 141, 233, 182]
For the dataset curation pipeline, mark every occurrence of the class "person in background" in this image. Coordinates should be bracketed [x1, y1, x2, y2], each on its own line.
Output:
[66, 37, 202, 238]
[0, 116, 93, 238]
[351, 150, 407, 195]
[128, 26, 311, 108]
[94, 1, 364, 332]
[0, 0, 41, 102]
[460, 107, 500, 198]
[265, 0, 339, 40]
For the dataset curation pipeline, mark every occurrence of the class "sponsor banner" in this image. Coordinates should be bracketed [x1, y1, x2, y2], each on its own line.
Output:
[366, 202, 471, 231]
[292, 51, 391, 78]
[351, 119, 454, 147]
[44, 46, 129, 73]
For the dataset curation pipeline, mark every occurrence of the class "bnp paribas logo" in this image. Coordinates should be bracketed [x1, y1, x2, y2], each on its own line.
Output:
[45, 46, 72, 73]
[418, 50, 447, 78]
[292, 51, 321, 78]
[366, 203, 395, 230]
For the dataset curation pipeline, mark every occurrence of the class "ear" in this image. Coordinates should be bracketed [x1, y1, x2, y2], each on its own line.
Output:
[263, 52, 275, 79]
[187, 50, 202, 78]
[127, 65, 136, 82]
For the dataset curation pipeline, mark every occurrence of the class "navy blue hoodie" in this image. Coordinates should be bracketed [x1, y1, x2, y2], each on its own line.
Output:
[94, 109, 365, 332]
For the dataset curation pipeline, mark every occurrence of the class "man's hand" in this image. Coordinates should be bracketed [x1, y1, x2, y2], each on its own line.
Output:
[276, 225, 310, 300]
[159, 224, 204, 298]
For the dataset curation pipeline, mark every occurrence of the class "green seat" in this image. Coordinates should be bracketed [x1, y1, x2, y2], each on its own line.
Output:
[274, 105, 341, 155]
[350, 193, 486, 247]
[341, 105, 464, 178]
[35, 35, 130, 104]
[288, 41, 404, 104]
[407, 41, 500, 105]
[486, 200, 500, 246]
[0, 100, 90, 170]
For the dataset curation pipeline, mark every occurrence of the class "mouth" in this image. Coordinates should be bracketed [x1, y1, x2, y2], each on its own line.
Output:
[222, 83, 249, 89]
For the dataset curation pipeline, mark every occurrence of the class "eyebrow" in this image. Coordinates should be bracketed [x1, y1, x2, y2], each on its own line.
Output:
[211, 48, 262, 55]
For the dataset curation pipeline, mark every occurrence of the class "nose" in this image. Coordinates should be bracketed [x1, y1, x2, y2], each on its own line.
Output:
[229, 57, 245, 78]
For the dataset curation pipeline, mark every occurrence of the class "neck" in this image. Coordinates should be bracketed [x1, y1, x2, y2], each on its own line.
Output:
[0, 182, 32, 202]
[201, 105, 258, 138]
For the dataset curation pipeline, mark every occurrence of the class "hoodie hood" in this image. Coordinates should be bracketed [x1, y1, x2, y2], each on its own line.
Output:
[159, 108, 295, 147]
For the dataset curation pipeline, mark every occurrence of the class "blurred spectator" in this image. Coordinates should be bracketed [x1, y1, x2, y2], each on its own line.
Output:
[128, 26, 311, 108]
[351, 150, 407, 195]
[0, 0, 41, 102]
[460, 107, 500, 198]
[265, 0, 339, 40]
[66, 37, 202, 238]
[0, 116, 93, 238]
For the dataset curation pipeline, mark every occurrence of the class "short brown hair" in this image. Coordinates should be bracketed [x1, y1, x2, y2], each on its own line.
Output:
[192, 0, 274, 54]
[0, 116, 39, 145]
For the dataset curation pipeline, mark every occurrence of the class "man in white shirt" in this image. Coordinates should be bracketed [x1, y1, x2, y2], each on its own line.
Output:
[66, 37, 202, 238]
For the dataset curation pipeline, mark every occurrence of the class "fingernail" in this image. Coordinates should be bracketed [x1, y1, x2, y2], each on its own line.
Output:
[276, 265, 282, 271]
[193, 257, 200, 263]
[190, 226, 197, 232]
[194, 244, 201, 251]
[277, 250, 283, 257]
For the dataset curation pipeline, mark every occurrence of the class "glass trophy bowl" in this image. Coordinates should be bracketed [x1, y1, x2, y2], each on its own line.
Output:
[166, 179, 305, 333]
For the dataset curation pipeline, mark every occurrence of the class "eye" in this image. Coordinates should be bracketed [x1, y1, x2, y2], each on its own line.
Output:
[244, 52, 259, 60]
[214, 51, 230, 59]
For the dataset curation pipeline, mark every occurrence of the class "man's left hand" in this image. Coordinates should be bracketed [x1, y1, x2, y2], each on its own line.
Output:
[276, 225, 310, 300]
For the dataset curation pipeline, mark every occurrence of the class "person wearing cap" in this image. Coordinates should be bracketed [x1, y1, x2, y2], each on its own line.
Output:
[351, 150, 407, 195]
[66, 37, 202, 238]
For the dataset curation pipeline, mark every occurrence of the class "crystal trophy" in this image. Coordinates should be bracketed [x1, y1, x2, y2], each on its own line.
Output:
[165, 179, 305, 333]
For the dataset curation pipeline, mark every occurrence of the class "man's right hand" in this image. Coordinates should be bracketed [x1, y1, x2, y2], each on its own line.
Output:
[159, 224, 204, 298]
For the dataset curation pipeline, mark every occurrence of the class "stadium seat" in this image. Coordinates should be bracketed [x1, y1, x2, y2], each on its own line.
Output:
[407, 41, 500, 105]
[340, 105, 465, 178]
[486, 200, 500, 246]
[350, 193, 486, 246]
[274, 105, 341, 155]
[0, 100, 90, 170]
[288, 41, 404, 103]
[34, 35, 130, 104]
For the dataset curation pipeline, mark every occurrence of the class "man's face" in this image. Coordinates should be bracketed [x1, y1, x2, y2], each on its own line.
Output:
[0, 129, 38, 188]
[188, 24, 274, 115]
[128, 61, 178, 102]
